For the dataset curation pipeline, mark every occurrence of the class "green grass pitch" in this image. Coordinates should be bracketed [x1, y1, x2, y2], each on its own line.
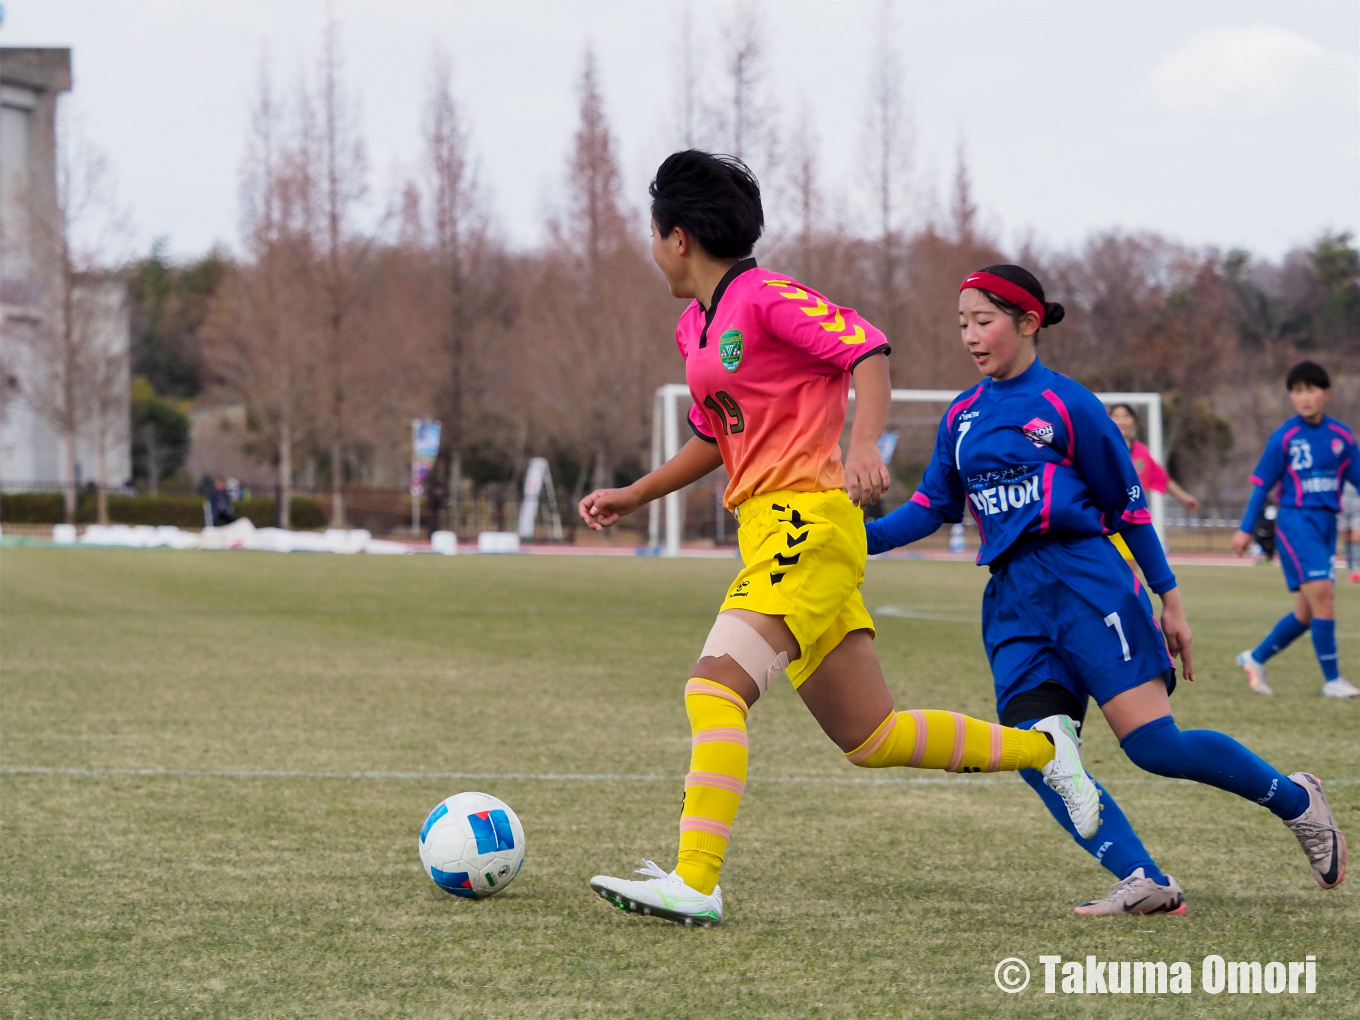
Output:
[2, 548, 1357, 1018]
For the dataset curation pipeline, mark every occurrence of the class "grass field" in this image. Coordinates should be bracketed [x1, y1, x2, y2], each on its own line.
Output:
[3, 548, 1358, 1019]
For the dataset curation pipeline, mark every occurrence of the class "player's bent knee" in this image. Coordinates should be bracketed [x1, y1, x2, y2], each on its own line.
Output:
[699, 614, 791, 696]
[1117, 715, 1184, 777]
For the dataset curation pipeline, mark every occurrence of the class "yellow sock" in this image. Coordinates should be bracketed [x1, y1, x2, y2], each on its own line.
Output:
[675, 678, 748, 895]
[844, 710, 1054, 772]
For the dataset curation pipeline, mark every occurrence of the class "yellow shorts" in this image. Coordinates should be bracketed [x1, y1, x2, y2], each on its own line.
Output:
[719, 488, 876, 689]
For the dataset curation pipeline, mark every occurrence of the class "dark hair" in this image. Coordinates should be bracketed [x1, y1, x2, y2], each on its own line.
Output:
[1286, 360, 1330, 391]
[971, 264, 1066, 328]
[1109, 402, 1139, 420]
[649, 150, 764, 259]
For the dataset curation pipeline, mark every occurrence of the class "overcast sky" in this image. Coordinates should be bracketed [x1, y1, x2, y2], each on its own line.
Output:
[2, 0, 1356, 263]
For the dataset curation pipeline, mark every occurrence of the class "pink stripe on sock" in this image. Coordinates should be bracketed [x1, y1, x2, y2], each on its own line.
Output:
[986, 724, 1003, 773]
[693, 727, 748, 749]
[946, 713, 967, 772]
[684, 771, 746, 796]
[684, 678, 749, 717]
[679, 817, 733, 840]
[845, 714, 897, 765]
[906, 710, 929, 767]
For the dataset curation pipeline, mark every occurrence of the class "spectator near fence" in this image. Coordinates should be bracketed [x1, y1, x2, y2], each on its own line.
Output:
[205, 477, 237, 527]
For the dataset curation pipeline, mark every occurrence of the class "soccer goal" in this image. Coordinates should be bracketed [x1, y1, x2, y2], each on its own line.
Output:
[648, 383, 1165, 557]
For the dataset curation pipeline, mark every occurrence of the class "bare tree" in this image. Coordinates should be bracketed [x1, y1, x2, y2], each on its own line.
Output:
[721, 2, 779, 176]
[295, 16, 379, 526]
[673, 0, 705, 149]
[422, 47, 494, 519]
[788, 98, 821, 281]
[534, 49, 674, 491]
[203, 59, 313, 528]
[861, 0, 913, 348]
[570, 50, 628, 295]
[19, 116, 128, 522]
[78, 274, 130, 524]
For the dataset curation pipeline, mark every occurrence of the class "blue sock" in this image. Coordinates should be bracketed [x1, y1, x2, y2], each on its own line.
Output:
[1120, 716, 1309, 821]
[1019, 769, 1166, 884]
[1015, 719, 1166, 884]
[1311, 618, 1340, 681]
[1253, 612, 1308, 663]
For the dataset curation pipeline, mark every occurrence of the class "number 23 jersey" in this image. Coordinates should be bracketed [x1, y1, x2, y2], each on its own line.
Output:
[911, 359, 1150, 566]
[677, 260, 889, 509]
[1248, 414, 1360, 513]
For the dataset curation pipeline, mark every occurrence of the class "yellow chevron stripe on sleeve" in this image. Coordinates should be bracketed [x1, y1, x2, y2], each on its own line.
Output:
[819, 310, 845, 332]
[801, 299, 829, 317]
[840, 325, 867, 345]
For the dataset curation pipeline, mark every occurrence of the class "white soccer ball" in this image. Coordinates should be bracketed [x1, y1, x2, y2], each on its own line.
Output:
[419, 791, 525, 898]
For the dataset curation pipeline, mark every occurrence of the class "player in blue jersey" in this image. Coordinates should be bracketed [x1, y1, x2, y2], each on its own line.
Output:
[867, 265, 1348, 909]
[1234, 361, 1360, 699]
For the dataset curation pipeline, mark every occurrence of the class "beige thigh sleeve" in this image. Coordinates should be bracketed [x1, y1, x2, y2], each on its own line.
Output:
[700, 613, 790, 694]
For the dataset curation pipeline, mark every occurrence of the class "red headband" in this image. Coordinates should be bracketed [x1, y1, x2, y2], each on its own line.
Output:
[960, 272, 1045, 325]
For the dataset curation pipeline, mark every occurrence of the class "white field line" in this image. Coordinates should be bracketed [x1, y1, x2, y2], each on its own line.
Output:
[2, 765, 1357, 788]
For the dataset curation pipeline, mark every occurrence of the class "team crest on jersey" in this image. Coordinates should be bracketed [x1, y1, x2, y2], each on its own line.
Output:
[719, 329, 743, 373]
[1021, 417, 1055, 448]
[1333, 437, 1346, 457]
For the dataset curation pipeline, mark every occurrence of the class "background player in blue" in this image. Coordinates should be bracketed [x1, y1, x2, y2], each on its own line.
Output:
[868, 265, 1348, 909]
[1234, 361, 1360, 699]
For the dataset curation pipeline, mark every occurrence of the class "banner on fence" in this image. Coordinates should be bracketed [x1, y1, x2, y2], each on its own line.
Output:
[410, 420, 442, 497]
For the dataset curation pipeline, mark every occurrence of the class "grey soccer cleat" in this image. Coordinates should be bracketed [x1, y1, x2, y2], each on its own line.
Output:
[1237, 650, 1274, 695]
[1073, 867, 1186, 916]
[1322, 678, 1360, 699]
[1034, 714, 1102, 839]
[590, 859, 723, 926]
[1283, 773, 1347, 889]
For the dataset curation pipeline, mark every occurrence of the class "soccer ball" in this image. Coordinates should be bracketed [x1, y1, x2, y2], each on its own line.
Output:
[419, 791, 525, 898]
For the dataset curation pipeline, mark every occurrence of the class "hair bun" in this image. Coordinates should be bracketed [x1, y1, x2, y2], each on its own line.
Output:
[1043, 301, 1066, 326]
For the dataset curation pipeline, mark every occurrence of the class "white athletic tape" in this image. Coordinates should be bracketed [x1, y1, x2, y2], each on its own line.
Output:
[3, 766, 1357, 788]
[700, 613, 790, 693]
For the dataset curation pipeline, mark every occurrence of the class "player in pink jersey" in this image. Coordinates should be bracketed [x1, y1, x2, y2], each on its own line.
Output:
[578, 151, 1100, 926]
[1108, 404, 1200, 513]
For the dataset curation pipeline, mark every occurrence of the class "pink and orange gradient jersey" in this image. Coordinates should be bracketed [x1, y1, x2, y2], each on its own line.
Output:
[677, 260, 890, 508]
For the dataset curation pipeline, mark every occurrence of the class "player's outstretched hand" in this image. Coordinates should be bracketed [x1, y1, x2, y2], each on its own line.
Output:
[579, 487, 640, 531]
[1159, 588, 1194, 682]
[845, 440, 891, 508]
[1231, 529, 1253, 557]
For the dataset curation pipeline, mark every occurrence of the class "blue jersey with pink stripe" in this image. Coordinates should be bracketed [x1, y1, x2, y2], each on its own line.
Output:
[886, 358, 1150, 566]
[1247, 415, 1360, 514]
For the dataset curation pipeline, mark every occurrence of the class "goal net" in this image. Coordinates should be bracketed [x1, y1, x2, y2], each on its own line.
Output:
[647, 383, 1165, 557]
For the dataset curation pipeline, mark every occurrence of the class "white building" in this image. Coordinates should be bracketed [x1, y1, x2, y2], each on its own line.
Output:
[0, 47, 130, 490]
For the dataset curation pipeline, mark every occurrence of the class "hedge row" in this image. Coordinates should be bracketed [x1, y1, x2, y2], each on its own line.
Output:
[0, 492, 327, 529]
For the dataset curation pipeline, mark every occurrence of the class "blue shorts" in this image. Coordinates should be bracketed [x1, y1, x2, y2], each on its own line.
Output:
[983, 535, 1175, 716]
[1274, 507, 1336, 591]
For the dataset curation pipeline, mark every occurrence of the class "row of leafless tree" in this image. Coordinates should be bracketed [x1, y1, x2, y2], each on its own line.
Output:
[18, 6, 1354, 529]
[192, 11, 1359, 526]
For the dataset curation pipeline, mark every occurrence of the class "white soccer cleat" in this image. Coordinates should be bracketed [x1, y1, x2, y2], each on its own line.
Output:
[1034, 714, 1102, 839]
[1073, 868, 1186, 916]
[1322, 678, 1360, 699]
[589, 859, 723, 927]
[1283, 773, 1347, 889]
[1237, 650, 1274, 696]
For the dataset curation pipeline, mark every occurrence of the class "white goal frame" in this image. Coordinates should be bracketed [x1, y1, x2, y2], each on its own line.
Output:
[649, 383, 1165, 557]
